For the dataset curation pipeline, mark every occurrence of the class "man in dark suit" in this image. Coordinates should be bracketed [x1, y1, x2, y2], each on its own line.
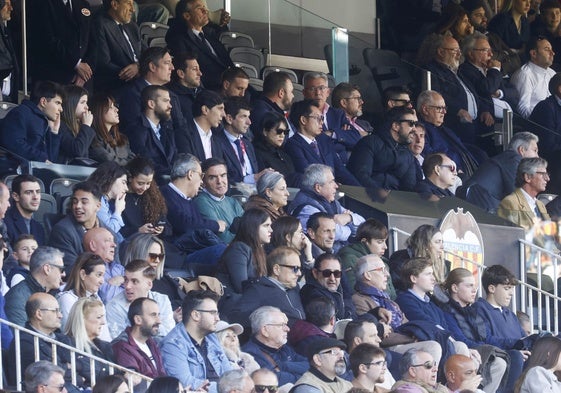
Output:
[176, 89, 223, 161]
[4, 175, 45, 246]
[27, 0, 94, 85]
[167, 51, 203, 121]
[285, 99, 359, 186]
[0, 0, 18, 103]
[165, 0, 233, 90]
[91, 0, 146, 93]
[215, 97, 268, 185]
[128, 85, 177, 183]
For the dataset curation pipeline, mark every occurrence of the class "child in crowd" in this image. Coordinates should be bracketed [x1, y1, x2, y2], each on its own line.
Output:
[6, 235, 37, 288]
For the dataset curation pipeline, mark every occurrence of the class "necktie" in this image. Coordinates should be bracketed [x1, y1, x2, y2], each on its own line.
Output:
[65, 0, 72, 13]
[310, 140, 320, 157]
[199, 32, 205, 42]
[535, 205, 542, 219]
[234, 138, 246, 168]
[119, 24, 137, 61]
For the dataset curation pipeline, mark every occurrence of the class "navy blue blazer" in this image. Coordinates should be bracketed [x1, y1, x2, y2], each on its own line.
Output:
[529, 95, 561, 160]
[165, 20, 233, 90]
[250, 97, 296, 136]
[4, 206, 45, 246]
[214, 129, 259, 184]
[128, 115, 176, 180]
[458, 61, 503, 103]
[176, 119, 223, 162]
[284, 133, 359, 185]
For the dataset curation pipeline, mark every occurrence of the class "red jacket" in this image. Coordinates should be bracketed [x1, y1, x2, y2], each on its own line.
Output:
[112, 327, 167, 378]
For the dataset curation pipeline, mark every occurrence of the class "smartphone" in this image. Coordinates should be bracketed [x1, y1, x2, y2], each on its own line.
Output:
[154, 220, 166, 227]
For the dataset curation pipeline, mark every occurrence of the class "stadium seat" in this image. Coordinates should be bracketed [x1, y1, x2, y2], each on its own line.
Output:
[363, 48, 414, 91]
[139, 22, 169, 46]
[3, 174, 45, 193]
[262, 66, 298, 84]
[249, 78, 263, 92]
[230, 47, 264, 76]
[219, 31, 255, 49]
[149, 37, 167, 48]
[234, 62, 259, 79]
[0, 102, 17, 120]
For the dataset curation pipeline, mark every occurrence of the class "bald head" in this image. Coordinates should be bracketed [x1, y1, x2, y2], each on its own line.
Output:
[444, 354, 479, 391]
[26, 293, 61, 333]
[83, 227, 116, 262]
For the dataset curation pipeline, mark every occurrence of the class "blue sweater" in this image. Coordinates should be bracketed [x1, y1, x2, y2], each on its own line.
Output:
[473, 297, 525, 349]
[395, 290, 449, 329]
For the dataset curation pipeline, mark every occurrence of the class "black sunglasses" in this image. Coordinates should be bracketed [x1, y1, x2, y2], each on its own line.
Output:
[275, 128, 290, 136]
[318, 269, 342, 278]
[254, 386, 278, 393]
[278, 264, 301, 273]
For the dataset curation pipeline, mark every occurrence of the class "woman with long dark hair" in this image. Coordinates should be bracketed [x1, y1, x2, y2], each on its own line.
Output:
[488, 0, 531, 52]
[58, 85, 96, 164]
[90, 93, 135, 165]
[514, 336, 561, 392]
[270, 215, 313, 268]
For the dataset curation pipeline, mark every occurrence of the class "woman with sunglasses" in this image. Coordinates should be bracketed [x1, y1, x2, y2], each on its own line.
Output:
[57, 252, 110, 340]
[216, 208, 272, 316]
[253, 111, 302, 188]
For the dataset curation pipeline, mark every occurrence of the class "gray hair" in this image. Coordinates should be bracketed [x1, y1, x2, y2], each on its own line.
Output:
[508, 131, 539, 152]
[218, 369, 250, 393]
[170, 153, 200, 181]
[301, 164, 332, 192]
[355, 255, 381, 282]
[24, 360, 65, 393]
[249, 306, 281, 332]
[416, 90, 442, 113]
[461, 31, 488, 54]
[303, 72, 328, 87]
[398, 349, 429, 378]
[515, 157, 548, 187]
[257, 171, 284, 196]
[30, 246, 64, 273]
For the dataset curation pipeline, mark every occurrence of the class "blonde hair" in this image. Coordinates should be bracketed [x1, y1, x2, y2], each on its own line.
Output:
[65, 297, 104, 354]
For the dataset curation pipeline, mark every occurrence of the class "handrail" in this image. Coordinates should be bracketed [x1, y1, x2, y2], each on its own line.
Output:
[0, 317, 153, 391]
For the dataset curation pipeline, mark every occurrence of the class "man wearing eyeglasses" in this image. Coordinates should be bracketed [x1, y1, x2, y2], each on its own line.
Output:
[292, 337, 352, 393]
[349, 343, 389, 393]
[161, 290, 231, 393]
[24, 361, 67, 393]
[230, 247, 305, 328]
[348, 106, 419, 192]
[392, 348, 448, 393]
[241, 305, 308, 386]
[415, 153, 457, 199]
[251, 368, 280, 393]
[498, 156, 551, 230]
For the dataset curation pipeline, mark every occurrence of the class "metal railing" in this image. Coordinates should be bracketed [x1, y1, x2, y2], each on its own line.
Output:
[0, 317, 153, 391]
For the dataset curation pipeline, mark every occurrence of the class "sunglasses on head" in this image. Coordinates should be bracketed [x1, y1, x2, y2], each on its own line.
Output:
[318, 269, 342, 278]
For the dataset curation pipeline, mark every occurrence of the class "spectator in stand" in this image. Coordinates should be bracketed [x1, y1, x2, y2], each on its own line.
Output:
[382, 86, 414, 112]
[285, 99, 360, 186]
[0, 234, 12, 349]
[215, 320, 260, 374]
[444, 355, 485, 393]
[64, 297, 114, 387]
[488, 0, 531, 53]
[459, 131, 539, 212]
[112, 297, 167, 379]
[217, 370, 255, 393]
[194, 157, 244, 243]
[160, 153, 227, 271]
[511, 36, 556, 118]
[434, 4, 474, 43]
[0, 0, 18, 103]
[348, 106, 419, 191]
[220, 67, 250, 99]
[270, 216, 314, 271]
[88, 162, 129, 244]
[253, 111, 302, 187]
[57, 85, 96, 165]
[409, 122, 426, 170]
[288, 164, 364, 251]
[127, 85, 177, 182]
[121, 157, 169, 239]
[244, 171, 289, 222]
[56, 252, 110, 340]
[92, 374, 128, 393]
[0, 81, 63, 165]
[6, 235, 37, 288]
[349, 343, 389, 393]
[531, 0, 561, 71]
[5, 247, 65, 327]
[165, 0, 234, 90]
[332, 82, 373, 136]
[176, 89, 224, 160]
[216, 208, 272, 311]
[251, 369, 281, 393]
[89, 92, 136, 165]
[250, 71, 296, 136]
[301, 253, 356, 320]
[306, 213, 337, 259]
[415, 153, 457, 199]
[242, 306, 309, 386]
[4, 175, 45, 246]
[229, 247, 305, 328]
[92, 0, 146, 94]
[514, 336, 561, 393]
[83, 227, 124, 303]
[391, 348, 448, 393]
[23, 361, 67, 393]
[167, 52, 203, 120]
[215, 97, 269, 185]
[160, 290, 231, 393]
[105, 259, 174, 339]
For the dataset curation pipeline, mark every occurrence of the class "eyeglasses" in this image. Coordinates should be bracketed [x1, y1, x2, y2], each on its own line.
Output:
[148, 253, 165, 262]
[344, 96, 363, 102]
[195, 309, 219, 316]
[473, 47, 492, 52]
[278, 264, 301, 273]
[254, 385, 279, 393]
[397, 119, 419, 127]
[319, 348, 343, 356]
[48, 263, 65, 273]
[275, 128, 290, 136]
[305, 114, 324, 123]
[535, 171, 550, 178]
[411, 360, 437, 370]
[428, 105, 447, 113]
[442, 47, 461, 53]
[42, 384, 65, 392]
[40, 308, 61, 314]
[305, 86, 328, 92]
[369, 266, 387, 274]
[439, 164, 457, 173]
[318, 269, 342, 278]
[266, 322, 289, 328]
[365, 360, 387, 367]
